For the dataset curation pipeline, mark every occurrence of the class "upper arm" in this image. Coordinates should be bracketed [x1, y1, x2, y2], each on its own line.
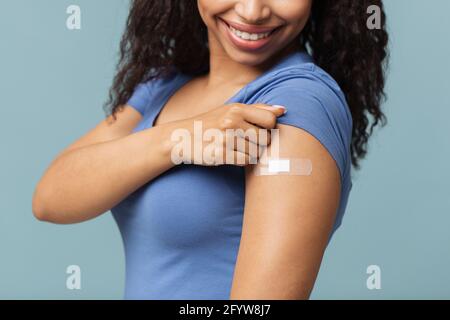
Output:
[230, 124, 341, 299]
[230, 74, 352, 299]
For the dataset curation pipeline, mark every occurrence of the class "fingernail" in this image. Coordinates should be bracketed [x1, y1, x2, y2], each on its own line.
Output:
[272, 105, 287, 114]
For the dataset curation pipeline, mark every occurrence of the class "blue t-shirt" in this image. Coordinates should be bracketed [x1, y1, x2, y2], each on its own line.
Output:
[111, 50, 353, 300]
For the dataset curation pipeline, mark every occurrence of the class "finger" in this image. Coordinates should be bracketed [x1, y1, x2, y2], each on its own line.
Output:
[231, 136, 260, 160]
[249, 103, 286, 117]
[241, 107, 278, 129]
[224, 129, 267, 155]
[226, 150, 251, 166]
[234, 120, 272, 146]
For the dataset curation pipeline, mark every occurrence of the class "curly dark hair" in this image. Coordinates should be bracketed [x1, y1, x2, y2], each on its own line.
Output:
[104, 0, 389, 169]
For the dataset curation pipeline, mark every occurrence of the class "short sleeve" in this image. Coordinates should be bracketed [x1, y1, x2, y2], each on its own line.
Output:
[126, 68, 181, 117]
[126, 82, 153, 116]
[257, 72, 353, 183]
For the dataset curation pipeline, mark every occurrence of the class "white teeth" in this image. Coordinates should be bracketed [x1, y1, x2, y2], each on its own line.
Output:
[229, 25, 271, 41]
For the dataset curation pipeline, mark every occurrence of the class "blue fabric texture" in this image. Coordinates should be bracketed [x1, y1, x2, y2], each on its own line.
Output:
[111, 50, 353, 299]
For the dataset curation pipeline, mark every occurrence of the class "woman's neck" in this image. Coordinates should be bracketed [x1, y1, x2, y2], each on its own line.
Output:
[205, 36, 299, 91]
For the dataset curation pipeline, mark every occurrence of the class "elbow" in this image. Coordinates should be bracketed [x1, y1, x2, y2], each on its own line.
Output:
[32, 202, 50, 222]
[32, 184, 56, 222]
[32, 183, 98, 224]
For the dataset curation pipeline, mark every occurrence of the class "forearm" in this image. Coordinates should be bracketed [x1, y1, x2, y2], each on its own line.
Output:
[32, 123, 177, 224]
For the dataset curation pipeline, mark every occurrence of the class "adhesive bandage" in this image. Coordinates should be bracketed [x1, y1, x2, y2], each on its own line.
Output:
[254, 158, 313, 176]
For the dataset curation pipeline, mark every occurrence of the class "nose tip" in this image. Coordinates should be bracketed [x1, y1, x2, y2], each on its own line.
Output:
[235, 0, 271, 24]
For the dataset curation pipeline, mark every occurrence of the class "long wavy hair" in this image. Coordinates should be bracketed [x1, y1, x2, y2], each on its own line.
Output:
[104, 0, 389, 169]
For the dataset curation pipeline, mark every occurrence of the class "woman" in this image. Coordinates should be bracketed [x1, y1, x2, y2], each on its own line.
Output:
[32, 0, 388, 299]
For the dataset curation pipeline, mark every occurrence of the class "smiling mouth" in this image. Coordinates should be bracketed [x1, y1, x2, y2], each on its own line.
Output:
[228, 25, 279, 41]
[219, 18, 283, 42]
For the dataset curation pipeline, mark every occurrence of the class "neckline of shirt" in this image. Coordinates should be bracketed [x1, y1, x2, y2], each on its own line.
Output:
[148, 50, 314, 128]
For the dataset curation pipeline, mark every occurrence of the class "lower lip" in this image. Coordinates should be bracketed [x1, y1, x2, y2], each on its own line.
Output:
[219, 19, 279, 52]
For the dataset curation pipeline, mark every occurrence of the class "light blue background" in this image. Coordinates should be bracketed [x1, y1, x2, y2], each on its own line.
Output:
[1, 0, 449, 299]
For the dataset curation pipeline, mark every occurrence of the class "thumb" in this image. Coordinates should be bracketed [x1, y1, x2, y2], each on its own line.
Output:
[252, 103, 287, 117]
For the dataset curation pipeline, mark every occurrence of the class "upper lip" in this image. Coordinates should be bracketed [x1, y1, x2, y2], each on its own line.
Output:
[220, 18, 281, 34]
